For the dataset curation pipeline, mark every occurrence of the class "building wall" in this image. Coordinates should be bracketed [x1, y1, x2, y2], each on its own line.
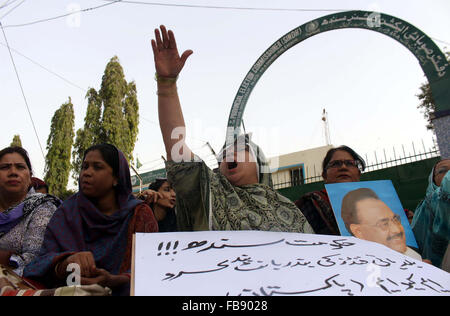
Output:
[131, 168, 167, 193]
[270, 145, 333, 188]
[277, 156, 439, 211]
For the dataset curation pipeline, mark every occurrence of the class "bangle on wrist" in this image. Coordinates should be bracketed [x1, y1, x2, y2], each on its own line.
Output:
[54, 260, 67, 279]
[155, 72, 178, 84]
[156, 88, 178, 97]
[54, 262, 62, 278]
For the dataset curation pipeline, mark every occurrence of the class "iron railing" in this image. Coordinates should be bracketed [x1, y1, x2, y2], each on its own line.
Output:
[273, 144, 440, 190]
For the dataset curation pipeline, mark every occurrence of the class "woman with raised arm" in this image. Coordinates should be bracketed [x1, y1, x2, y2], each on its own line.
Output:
[151, 25, 313, 233]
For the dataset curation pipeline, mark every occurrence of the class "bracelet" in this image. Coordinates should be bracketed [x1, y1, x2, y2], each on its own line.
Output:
[156, 88, 178, 97]
[155, 72, 178, 84]
[54, 262, 62, 278]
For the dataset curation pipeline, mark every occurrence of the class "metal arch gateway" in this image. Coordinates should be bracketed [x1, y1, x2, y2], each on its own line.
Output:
[226, 10, 450, 157]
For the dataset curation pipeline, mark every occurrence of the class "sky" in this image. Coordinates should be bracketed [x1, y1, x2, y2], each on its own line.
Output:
[1, 0, 449, 189]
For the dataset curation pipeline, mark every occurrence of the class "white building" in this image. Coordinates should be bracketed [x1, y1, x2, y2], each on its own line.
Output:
[269, 145, 333, 189]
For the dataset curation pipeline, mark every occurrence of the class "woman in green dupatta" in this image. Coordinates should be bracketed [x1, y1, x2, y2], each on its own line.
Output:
[411, 159, 450, 268]
[150, 25, 314, 233]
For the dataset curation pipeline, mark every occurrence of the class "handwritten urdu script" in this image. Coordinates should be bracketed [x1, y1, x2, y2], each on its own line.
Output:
[133, 231, 450, 296]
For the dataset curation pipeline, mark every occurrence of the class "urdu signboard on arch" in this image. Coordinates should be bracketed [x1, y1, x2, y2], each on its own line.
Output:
[226, 10, 450, 157]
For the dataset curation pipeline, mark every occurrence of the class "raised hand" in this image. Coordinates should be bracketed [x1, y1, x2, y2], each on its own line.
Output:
[137, 189, 163, 205]
[151, 25, 193, 78]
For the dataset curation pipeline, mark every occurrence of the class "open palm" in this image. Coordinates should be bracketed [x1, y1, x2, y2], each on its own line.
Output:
[151, 25, 193, 78]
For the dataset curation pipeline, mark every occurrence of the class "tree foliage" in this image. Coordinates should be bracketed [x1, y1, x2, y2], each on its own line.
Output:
[72, 88, 102, 179]
[72, 56, 139, 182]
[417, 51, 449, 131]
[44, 98, 75, 197]
[10, 135, 22, 147]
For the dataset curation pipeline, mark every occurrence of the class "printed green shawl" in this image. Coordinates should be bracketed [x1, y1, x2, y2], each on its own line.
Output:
[167, 160, 314, 233]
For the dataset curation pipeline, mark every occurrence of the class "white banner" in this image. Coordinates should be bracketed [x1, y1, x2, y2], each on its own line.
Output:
[133, 231, 450, 296]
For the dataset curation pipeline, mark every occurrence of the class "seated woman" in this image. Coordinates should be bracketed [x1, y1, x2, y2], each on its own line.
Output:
[0, 146, 60, 276]
[411, 159, 450, 268]
[24, 144, 158, 296]
[138, 178, 177, 232]
[151, 25, 313, 233]
[295, 145, 365, 235]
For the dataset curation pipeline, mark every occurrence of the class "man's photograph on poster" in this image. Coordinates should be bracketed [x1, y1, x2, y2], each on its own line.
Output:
[325, 180, 421, 260]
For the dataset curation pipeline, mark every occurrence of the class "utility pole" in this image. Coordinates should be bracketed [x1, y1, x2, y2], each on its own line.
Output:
[322, 108, 331, 146]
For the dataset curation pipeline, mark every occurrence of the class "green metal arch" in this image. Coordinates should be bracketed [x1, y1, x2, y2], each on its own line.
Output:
[226, 10, 450, 141]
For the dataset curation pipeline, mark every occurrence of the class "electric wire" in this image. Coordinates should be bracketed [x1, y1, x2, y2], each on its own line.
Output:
[1, 21, 45, 159]
[100, 0, 348, 13]
[0, 0, 20, 11]
[0, 41, 87, 92]
[1, 0, 122, 28]
[0, 0, 25, 20]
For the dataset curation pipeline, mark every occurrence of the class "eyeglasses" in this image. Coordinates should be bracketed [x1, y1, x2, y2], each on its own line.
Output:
[326, 159, 360, 170]
[366, 214, 402, 231]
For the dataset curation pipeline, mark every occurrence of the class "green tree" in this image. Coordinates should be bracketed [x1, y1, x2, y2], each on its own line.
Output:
[72, 88, 102, 179]
[417, 51, 449, 131]
[10, 135, 22, 147]
[44, 98, 75, 197]
[72, 56, 139, 182]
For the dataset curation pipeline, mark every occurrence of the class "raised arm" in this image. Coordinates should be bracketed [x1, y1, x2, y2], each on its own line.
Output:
[151, 25, 193, 161]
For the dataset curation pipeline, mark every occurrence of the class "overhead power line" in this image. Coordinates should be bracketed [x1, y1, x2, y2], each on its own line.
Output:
[0, 0, 20, 11]
[3, 1, 448, 45]
[1, 0, 122, 28]
[100, 0, 348, 12]
[1, 21, 45, 159]
[0, 41, 87, 92]
[0, 0, 25, 20]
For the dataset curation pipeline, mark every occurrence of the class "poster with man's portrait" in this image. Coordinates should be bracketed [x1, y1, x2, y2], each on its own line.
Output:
[325, 180, 419, 258]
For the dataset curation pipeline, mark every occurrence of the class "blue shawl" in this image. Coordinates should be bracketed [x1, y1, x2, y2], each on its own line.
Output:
[411, 161, 450, 267]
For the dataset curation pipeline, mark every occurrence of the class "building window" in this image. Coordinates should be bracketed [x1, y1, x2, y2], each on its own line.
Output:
[290, 168, 304, 187]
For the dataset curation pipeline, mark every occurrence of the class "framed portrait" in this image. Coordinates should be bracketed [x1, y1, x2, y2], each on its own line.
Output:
[325, 180, 418, 250]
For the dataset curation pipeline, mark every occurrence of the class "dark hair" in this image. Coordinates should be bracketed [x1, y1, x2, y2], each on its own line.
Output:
[83, 144, 119, 178]
[31, 177, 48, 192]
[147, 178, 175, 213]
[322, 145, 366, 177]
[341, 188, 380, 235]
[0, 146, 33, 175]
[148, 178, 168, 192]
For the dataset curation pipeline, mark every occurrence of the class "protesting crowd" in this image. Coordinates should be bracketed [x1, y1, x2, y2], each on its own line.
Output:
[0, 26, 448, 296]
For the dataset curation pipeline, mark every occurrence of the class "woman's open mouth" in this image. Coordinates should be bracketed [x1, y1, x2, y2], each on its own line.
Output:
[227, 161, 238, 170]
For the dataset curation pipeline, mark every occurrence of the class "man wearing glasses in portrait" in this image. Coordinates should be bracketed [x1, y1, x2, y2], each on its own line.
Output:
[341, 187, 422, 260]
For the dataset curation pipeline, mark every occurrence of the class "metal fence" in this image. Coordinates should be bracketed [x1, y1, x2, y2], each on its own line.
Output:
[273, 143, 440, 190]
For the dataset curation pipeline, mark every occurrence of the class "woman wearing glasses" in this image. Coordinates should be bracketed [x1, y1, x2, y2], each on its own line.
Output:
[411, 159, 450, 268]
[295, 145, 365, 235]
